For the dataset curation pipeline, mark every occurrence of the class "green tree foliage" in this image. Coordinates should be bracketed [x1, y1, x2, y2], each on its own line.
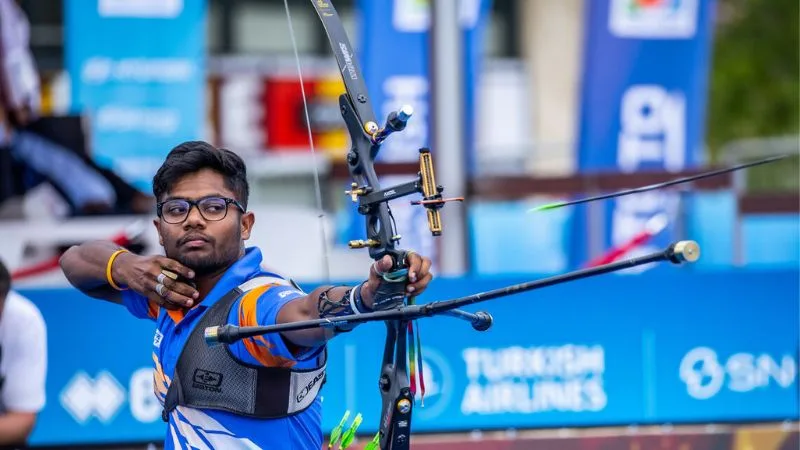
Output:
[706, 0, 799, 160]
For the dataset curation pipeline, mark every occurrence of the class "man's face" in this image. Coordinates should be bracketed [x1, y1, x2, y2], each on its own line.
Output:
[153, 168, 254, 276]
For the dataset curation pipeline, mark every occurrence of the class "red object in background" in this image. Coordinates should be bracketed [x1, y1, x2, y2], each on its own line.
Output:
[11, 221, 145, 281]
[584, 212, 669, 268]
[635, 0, 666, 7]
[263, 77, 317, 150]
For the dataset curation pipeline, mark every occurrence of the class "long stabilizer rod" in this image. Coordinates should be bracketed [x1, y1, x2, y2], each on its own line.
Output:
[204, 240, 700, 346]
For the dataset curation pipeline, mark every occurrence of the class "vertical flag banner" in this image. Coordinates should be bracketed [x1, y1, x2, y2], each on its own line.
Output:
[353, 0, 491, 269]
[575, 0, 716, 267]
[352, 0, 434, 270]
[358, 0, 431, 164]
[65, 0, 207, 192]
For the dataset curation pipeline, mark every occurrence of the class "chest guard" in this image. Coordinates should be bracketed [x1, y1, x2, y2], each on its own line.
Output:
[162, 276, 327, 422]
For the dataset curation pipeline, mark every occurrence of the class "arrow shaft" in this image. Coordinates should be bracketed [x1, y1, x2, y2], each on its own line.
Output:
[534, 154, 790, 211]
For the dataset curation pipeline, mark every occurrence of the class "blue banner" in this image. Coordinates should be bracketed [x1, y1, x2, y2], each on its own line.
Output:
[574, 0, 716, 268]
[357, 0, 490, 164]
[351, 0, 492, 271]
[65, 0, 206, 192]
[23, 269, 798, 445]
[346, 0, 433, 271]
[358, 0, 430, 164]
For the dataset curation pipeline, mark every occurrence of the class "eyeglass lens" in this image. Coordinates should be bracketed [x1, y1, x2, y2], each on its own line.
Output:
[161, 197, 229, 223]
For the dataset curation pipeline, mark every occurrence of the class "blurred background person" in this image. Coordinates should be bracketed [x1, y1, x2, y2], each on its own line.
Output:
[0, 258, 47, 448]
[0, 0, 153, 217]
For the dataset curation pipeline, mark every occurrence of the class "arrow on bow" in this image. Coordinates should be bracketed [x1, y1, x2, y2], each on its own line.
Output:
[204, 2, 790, 449]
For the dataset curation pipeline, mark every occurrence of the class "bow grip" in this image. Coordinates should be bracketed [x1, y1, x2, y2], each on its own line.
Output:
[371, 251, 410, 311]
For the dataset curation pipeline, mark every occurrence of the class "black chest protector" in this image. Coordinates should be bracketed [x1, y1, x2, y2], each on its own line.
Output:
[162, 276, 327, 422]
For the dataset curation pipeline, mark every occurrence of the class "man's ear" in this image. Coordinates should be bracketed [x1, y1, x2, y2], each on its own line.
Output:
[241, 211, 255, 241]
[152, 218, 164, 246]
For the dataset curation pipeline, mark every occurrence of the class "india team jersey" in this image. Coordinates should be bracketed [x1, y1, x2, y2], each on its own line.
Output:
[122, 247, 324, 450]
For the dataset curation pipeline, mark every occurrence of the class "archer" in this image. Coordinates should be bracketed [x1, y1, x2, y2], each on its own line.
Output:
[58, 140, 434, 450]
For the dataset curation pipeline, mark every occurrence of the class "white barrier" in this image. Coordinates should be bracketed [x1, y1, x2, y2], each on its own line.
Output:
[0, 204, 372, 288]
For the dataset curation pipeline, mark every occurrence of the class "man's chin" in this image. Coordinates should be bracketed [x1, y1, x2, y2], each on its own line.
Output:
[175, 255, 224, 277]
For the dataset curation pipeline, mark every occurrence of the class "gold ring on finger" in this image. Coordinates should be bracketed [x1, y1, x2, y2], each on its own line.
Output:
[161, 269, 178, 280]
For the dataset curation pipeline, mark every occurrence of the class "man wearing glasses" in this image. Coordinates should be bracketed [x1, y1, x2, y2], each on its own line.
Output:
[58, 140, 434, 449]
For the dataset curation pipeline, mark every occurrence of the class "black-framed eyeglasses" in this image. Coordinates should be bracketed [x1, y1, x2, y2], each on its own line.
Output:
[157, 196, 245, 224]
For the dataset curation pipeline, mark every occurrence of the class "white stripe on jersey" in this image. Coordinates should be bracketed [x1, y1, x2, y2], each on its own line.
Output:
[169, 407, 261, 450]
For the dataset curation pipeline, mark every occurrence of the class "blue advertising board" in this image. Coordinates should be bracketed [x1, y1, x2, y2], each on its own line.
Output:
[64, 0, 207, 192]
[574, 0, 717, 268]
[21, 268, 798, 445]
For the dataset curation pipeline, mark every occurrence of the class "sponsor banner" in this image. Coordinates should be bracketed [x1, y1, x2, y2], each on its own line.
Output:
[65, 0, 206, 192]
[25, 291, 164, 445]
[21, 269, 798, 445]
[357, 0, 491, 165]
[574, 0, 716, 268]
[352, 0, 491, 270]
[357, 0, 432, 163]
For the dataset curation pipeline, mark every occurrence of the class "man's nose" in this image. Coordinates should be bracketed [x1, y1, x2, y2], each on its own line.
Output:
[183, 205, 206, 228]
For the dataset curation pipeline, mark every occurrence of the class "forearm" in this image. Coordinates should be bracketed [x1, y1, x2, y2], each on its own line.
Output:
[278, 285, 362, 348]
[59, 240, 129, 300]
[0, 411, 35, 445]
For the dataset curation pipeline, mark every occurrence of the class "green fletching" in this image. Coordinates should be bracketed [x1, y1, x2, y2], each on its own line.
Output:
[364, 432, 381, 450]
[339, 413, 363, 449]
[327, 410, 350, 449]
[528, 202, 564, 212]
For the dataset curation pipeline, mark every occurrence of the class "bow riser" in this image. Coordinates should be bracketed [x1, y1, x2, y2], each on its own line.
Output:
[312, 3, 424, 448]
[339, 94, 408, 268]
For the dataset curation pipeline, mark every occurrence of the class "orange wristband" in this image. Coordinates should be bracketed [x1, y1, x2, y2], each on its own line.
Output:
[106, 249, 129, 291]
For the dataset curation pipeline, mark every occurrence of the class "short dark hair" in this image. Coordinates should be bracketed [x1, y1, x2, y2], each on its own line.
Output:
[0, 258, 10, 301]
[152, 141, 250, 210]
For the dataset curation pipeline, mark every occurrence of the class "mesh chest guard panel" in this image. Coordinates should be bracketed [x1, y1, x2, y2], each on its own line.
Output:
[162, 277, 327, 421]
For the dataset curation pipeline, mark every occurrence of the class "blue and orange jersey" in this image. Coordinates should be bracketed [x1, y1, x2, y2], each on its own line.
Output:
[122, 247, 324, 449]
